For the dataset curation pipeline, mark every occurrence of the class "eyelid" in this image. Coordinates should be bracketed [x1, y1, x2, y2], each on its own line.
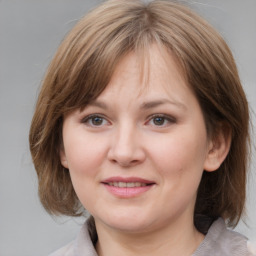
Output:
[146, 113, 177, 126]
[81, 113, 111, 127]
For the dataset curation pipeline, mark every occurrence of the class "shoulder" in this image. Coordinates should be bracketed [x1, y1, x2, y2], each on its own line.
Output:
[48, 218, 98, 256]
[48, 241, 74, 256]
[194, 218, 255, 256]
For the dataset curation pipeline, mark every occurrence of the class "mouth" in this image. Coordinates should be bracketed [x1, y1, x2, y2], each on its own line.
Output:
[102, 176, 155, 187]
[104, 182, 149, 188]
[101, 177, 155, 198]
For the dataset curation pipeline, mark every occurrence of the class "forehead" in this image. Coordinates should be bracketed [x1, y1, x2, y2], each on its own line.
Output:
[86, 44, 200, 116]
[98, 44, 191, 101]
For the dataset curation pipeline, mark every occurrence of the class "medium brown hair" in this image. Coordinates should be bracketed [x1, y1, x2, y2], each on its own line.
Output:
[29, 0, 250, 228]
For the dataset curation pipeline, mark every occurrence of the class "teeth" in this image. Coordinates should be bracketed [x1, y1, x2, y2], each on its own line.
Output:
[108, 182, 147, 187]
[126, 182, 134, 188]
[119, 182, 126, 188]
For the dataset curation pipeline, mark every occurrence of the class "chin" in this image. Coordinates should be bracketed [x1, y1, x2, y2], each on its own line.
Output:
[96, 213, 158, 234]
[109, 222, 151, 233]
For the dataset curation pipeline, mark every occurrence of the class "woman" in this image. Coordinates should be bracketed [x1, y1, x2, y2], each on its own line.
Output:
[29, 0, 254, 255]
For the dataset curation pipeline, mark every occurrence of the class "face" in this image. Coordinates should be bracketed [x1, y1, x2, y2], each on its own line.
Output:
[60, 45, 214, 234]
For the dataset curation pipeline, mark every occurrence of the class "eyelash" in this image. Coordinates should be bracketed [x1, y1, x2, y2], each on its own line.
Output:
[146, 114, 176, 127]
[81, 114, 110, 127]
[81, 114, 176, 128]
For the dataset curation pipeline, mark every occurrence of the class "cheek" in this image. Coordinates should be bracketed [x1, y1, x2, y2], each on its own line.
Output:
[63, 136, 106, 210]
[63, 133, 107, 176]
[149, 129, 208, 177]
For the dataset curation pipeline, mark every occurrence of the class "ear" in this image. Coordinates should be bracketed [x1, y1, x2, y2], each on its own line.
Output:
[204, 123, 232, 172]
[59, 148, 69, 169]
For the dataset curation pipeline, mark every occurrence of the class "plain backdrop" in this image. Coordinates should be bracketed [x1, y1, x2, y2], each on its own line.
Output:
[0, 0, 255, 255]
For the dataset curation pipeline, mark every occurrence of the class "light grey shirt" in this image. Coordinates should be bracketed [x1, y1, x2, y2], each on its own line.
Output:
[49, 218, 255, 256]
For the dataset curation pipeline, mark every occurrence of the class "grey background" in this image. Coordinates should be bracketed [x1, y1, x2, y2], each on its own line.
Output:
[0, 0, 255, 255]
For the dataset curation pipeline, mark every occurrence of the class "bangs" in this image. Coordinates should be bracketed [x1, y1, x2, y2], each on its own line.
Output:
[50, 1, 159, 114]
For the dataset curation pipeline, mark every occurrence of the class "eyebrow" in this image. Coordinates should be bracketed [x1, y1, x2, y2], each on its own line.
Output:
[87, 101, 108, 109]
[140, 99, 187, 110]
[87, 98, 186, 111]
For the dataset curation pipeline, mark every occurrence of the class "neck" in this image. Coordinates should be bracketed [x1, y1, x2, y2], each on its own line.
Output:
[95, 216, 204, 256]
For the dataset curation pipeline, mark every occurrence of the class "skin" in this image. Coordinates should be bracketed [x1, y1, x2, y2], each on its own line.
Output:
[60, 45, 230, 256]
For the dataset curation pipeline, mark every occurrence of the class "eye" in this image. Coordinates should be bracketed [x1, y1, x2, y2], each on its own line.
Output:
[147, 114, 176, 127]
[82, 114, 109, 127]
[152, 116, 166, 126]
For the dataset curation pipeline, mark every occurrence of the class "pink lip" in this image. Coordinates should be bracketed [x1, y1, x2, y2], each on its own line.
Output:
[102, 176, 155, 184]
[101, 176, 155, 198]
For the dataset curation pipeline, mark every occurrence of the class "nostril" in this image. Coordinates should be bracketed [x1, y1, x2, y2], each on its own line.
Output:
[107, 136, 146, 166]
[109, 157, 141, 167]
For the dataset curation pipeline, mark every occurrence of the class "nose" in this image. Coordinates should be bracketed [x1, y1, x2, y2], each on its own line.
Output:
[107, 124, 146, 167]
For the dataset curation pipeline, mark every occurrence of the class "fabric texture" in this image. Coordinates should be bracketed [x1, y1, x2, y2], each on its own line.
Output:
[49, 218, 254, 256]
[192, 218, 253, 256]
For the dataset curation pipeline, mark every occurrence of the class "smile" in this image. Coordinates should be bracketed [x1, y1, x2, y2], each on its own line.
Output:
[102, 177, 155, 198]
[106, 182, 147, 187]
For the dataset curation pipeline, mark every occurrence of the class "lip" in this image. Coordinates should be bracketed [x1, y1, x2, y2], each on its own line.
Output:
[101, 176, 156, 198]
[102, 176, 155, 184]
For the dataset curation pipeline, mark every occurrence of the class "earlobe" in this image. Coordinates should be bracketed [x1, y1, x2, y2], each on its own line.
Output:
[204, 124, 232, 172]
[59, 149, 69, 168]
